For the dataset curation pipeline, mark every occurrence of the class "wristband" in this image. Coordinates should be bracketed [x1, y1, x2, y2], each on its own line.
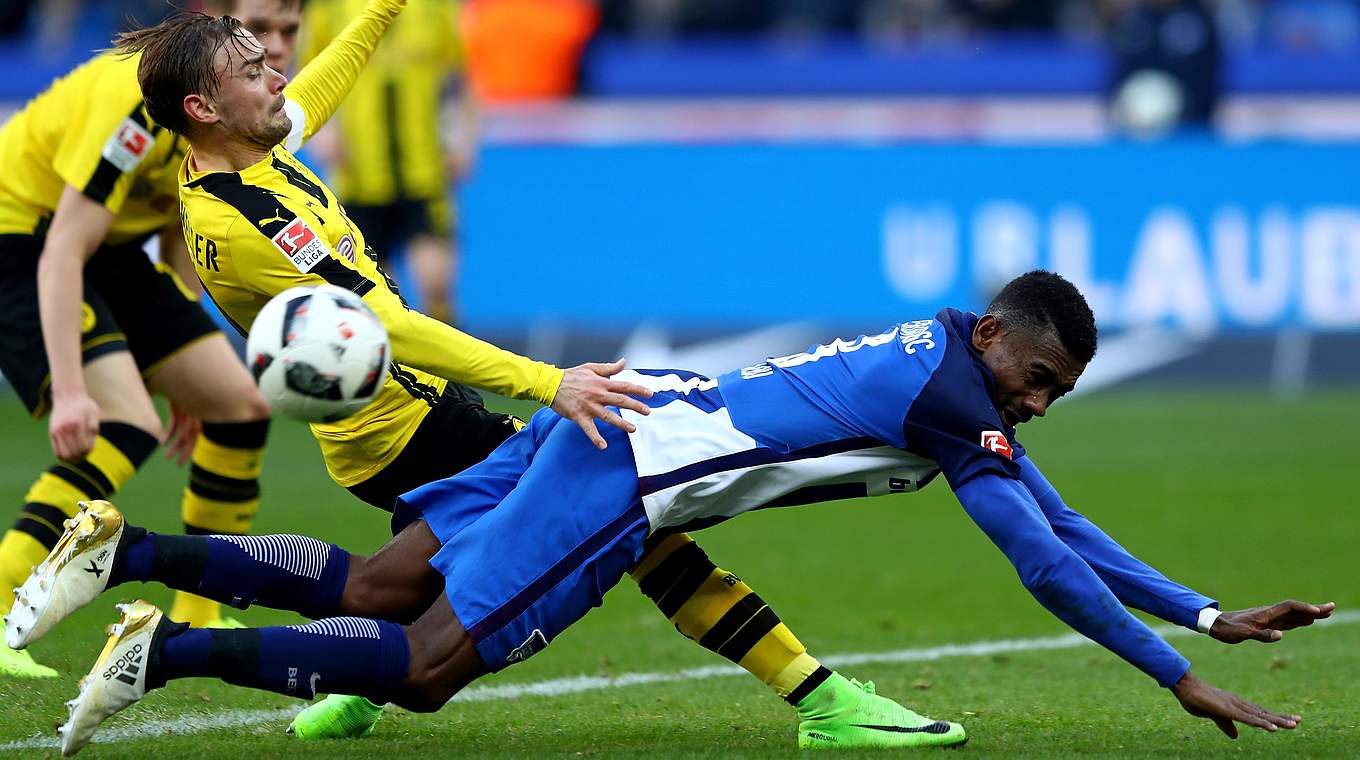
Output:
[1196, 607, 1222, 634]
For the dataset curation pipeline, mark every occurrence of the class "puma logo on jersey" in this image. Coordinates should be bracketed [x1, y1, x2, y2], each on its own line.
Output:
[257, 211, 288, 227]
[271, 218, 327, 274]
[980, 431, 1012, 459]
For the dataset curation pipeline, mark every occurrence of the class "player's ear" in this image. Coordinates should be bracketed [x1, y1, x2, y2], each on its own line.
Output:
[972, 314, 1002, 353]
[183, 93, 217, 128]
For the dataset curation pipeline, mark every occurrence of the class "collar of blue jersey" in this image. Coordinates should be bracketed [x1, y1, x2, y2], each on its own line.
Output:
[935, 307, 1020, 442]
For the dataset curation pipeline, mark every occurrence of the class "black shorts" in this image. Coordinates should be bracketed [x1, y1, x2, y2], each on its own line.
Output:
[346, 382, 525, 515]
[0, 234, 221, 417]
[345, 196, 452, 263]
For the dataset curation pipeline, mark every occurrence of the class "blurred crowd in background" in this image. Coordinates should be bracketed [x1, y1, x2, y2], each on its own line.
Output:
[3, 0, 1359, 51]
[3, 1, 1359, 136]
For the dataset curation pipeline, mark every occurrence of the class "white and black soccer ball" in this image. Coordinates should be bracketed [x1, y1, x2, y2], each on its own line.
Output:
[246, 285, 390, 423]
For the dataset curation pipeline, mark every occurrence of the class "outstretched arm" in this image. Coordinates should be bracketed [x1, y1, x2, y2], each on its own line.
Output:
[1018, 456, 1216, 629]
[1019, 457, 1336, 642]
[954, 472, 1191, 687]
[955, 472, 1303, 737]
[281, 0, 405, 150]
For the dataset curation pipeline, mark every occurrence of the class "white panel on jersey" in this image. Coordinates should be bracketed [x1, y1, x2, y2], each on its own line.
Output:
[643, 446, 940, 532]
[282, 98, 307, 153]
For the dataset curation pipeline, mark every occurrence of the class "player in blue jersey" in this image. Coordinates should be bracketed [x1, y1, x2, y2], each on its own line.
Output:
[21, 271, 1335, 754]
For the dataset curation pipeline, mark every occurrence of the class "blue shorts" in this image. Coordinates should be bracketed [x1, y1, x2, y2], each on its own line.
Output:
[395, 408, 649, 671]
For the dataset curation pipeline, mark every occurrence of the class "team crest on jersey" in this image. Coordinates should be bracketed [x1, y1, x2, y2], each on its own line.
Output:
[102, 118, 154, 172]
[272, 218, 327, 273]
[980, 430, 1012, 459]
[336, 234, 356, 263]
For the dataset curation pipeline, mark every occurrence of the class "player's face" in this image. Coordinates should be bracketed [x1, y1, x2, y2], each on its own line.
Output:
[223, 0, 302, 72]
[972, 315, 1084, 428]
[210, 33, 292, 148]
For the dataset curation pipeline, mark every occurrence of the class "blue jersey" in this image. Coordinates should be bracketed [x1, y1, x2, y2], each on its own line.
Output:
[618, 308, 1214, 689]
[620, 309, 1018, 531]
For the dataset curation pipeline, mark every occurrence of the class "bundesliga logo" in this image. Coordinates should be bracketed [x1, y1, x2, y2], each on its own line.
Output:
[272, 218, 327, 273]
[980, 430, 1012, 459]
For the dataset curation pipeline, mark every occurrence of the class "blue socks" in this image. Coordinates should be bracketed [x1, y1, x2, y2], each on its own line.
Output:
[116, 531, 349, 620]
[154, 618, 410, 703]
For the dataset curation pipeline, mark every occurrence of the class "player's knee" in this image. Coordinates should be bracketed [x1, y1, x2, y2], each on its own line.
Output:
[339, 555, 385, 614]
[216, 386, 272, 422]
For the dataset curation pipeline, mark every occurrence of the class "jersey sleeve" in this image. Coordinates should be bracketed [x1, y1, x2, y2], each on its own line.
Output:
[207, 176, 562, 405]
[51, 82, 156, 214]
[281, 0, 406, 151]
[1018, 456, 1218, 629]
[955, 472, 1191, 687]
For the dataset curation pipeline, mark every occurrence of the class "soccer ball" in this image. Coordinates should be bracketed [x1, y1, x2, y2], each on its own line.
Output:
[246, 285, 390, 422]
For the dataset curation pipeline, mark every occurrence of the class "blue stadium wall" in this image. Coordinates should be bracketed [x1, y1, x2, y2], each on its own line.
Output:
[459, 140, 1360, 336]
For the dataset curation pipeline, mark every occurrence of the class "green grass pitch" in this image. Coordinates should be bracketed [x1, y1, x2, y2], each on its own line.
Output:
[0, 388, 1357, 758]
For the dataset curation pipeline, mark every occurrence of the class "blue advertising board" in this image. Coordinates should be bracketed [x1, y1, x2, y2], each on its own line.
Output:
[459, 140, 1360, 335]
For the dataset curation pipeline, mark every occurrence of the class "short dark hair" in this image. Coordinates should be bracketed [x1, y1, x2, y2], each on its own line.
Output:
[985, 270, 1098, 364]
[113, 12, 255, 135]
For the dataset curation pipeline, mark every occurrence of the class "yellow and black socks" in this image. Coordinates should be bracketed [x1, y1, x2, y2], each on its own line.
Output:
[0, 422, 158, 616]
[630, 532, 832, 706]
[173, 418, 269, 626]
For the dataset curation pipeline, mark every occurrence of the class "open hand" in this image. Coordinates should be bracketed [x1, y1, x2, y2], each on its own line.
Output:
[1210, 600, 1336, 644]
[164, 401, 201, 466]
[550, 359, 653, 449]
[1171, 671, 1300, 738]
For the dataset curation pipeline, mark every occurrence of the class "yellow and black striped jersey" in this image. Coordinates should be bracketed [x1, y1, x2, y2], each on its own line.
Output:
[178, 0, 561, 486]
[301, 0, 461, 205]
[0, 52, 185, 244]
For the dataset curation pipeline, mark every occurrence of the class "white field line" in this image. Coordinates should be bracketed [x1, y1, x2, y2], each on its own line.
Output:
[4, 610, 1357, 751]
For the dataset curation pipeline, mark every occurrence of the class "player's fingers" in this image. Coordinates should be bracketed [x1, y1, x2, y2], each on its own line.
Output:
[597, 408, 637, 434]
[583, 359, 627, 377]
[1257, 707, 1298, 728]
[1213, 717, 1238, 739]
[603, 379, 654, 399]
[73, 426, 95, 459]
[1231, 700, 1280, 731]
[573, 416, 607, 450]
[606, 393, 651, 416]
[51, 432, 68, 462]
[1252, 627, 1283, 643]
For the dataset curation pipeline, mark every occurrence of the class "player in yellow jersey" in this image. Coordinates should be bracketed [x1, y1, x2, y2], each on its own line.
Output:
[0, 18, 290, 678]
[300, 0, 470, 325]
[120, 2, 934, 747]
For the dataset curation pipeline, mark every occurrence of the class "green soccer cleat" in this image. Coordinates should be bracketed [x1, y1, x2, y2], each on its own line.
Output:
[287, 694, 385, 740]
[796, 672, 967, 750]
[0, 642, 58, 678]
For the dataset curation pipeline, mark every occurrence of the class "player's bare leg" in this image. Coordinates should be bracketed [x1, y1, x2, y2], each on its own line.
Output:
[289, 521, 446, 739]
[406, 234, 454, 325]
[0, 352, 160, 678]
[338, 519, 444, 623]
[145, 334, 272, 628]
[389, 594, 487, 712]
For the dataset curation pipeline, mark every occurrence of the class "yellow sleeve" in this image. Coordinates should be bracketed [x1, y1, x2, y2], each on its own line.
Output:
[52, 62, 155, 214]
[282, 0, 406, 147]
[227, 205, 563, 405]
